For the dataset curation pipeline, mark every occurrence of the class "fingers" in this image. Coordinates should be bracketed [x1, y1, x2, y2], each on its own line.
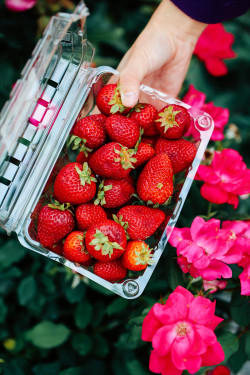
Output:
[118, 50, 148, 108]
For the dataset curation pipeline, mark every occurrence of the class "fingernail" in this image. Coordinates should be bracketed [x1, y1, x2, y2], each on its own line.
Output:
[121, 91, 137, 107]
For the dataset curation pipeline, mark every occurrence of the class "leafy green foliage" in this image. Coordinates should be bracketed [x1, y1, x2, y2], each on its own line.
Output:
[0, 1, 249, 374]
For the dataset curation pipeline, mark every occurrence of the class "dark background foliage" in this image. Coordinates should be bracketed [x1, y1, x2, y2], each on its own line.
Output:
[0, 0, 249, 374]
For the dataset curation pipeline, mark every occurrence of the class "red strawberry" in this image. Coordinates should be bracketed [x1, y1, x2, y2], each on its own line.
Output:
[89, 142, 136, 179]
[155, 138, 197, 174]
[85, 219, 127, 262]
[121, 241, 154, 271]
[28, 220, 37, 241]
[37, 203, 75, 248]
[105, 114, 140, 148]
[54, 162, 97, 205]
[132, 142, 155, 168]
[49, 241, 64, 256]
[129, 103, 158, 129]
[76, 150, 94, 164]
[94, 178, 135, 208]
[63, 231, 92, 266]
[136, 154, 174, 204]
[143, 124, 159, 137]
[141, 136, 157, 148]
[155, 104, 191, 139]
[124, 174, 135, 186]
[69, 114, 106, 154]
[93, 260, 127, 282]
[76, 203, 107, 231]
[96, 83, 131, 116]
[116, 205, 165, 240]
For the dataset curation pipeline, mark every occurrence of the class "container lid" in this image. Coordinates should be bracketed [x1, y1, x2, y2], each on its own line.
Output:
[0, 1, 95, 233]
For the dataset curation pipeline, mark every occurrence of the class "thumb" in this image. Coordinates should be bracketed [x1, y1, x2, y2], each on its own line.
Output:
[118, 51, 147, 108]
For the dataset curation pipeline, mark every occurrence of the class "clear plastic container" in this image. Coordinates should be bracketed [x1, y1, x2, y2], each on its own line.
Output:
[0, 2, 214, 299]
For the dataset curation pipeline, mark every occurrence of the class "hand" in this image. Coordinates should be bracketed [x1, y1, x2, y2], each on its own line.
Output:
[118, 0, 207, 107]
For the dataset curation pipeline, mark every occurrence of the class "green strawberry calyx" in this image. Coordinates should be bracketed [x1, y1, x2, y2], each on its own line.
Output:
[94, 181, 112, 206]
[89, 229, 124, 257]
[135, 243, 154, 266]
[133, 128, 144, 153]
[48, 200, 74, 215]
[108, 82, 129, 114]
[127, 103, 145, 116]
[76, 234, 89, 254]
[155, 106, 181, 133]
[75, 163, 97, 186]
[113, 145, 137, 170]
[112, 214, 130, 239]
[68, 135, 93, 157]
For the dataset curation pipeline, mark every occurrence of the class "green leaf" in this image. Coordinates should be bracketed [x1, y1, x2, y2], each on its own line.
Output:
[64, 280, 86, 303]
[125, 358, 148, 375]
[74, 301, 93, 329]
[59, 369, 82, 375]
[0, 297, 7, 323]
[228, 335, 247, 373]
[245, 333, 250, 360]
[17, 276, 36, 306]
[165, 246, 185, 290]
[0, 240, 26, 270]
[217, 332, 239, 362]
[106, 298, 129, 316]
[25, 321, 70, 349]
[230, 291, 250, 326]
[32, 362, 61, 375]
[72, 333, 92, 356]
[0, 363, 24, 375]
[93, 334, 109, 358]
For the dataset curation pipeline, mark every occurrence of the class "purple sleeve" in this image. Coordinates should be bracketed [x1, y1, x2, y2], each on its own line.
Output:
[171, 0, 250, 23]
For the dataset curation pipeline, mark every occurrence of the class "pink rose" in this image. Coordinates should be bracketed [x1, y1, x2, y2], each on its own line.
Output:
[183, 85, 229, 141]
[203, 280, 227, 294]
[195, 149, 250, 209]
[142, 286, 224, 375]
[222, 221, 250, 268]
[169, 217, 241, 281]
[239, 265, 250, 296]
[194, 24, 236, 76]
[5, 0, 36, 12]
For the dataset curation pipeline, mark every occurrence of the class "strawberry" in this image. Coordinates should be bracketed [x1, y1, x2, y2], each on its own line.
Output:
[63, 231, 92, 266]
[96, 83, 131, 116]
[115, 205, 165, 240]
[136, 154, 174, 204]
[54, 162, 97, 205]
[121, 241, 154, 271]
[89, 142, 136, 179]
[155, 104, 191, 139]
[76, 203, 107, 231]
[155, 138, 197, 174]
[141, 136, 157, 148]
[124, 174, 135, 186]
[93, 260, 127, 282]
[37, 202, 75, 248]
[48, 241, 64, 256]
[129, 103, 158, 129]
[85, 219, 127, 262]
[105, 114, 140, 148]
[143, 124, 159, 137]
[132, 142, 155, 168]
[94, 178, 135, 208]
[69, 114, 106, 155]
[76, 150, 94, 164]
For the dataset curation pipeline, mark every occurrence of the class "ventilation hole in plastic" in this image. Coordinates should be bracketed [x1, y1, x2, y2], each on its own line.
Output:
[47, 79, 58, 88]
[18, 137, 31, 147]
[0, 176, 11, 186]
[6, 156, 21, 166]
